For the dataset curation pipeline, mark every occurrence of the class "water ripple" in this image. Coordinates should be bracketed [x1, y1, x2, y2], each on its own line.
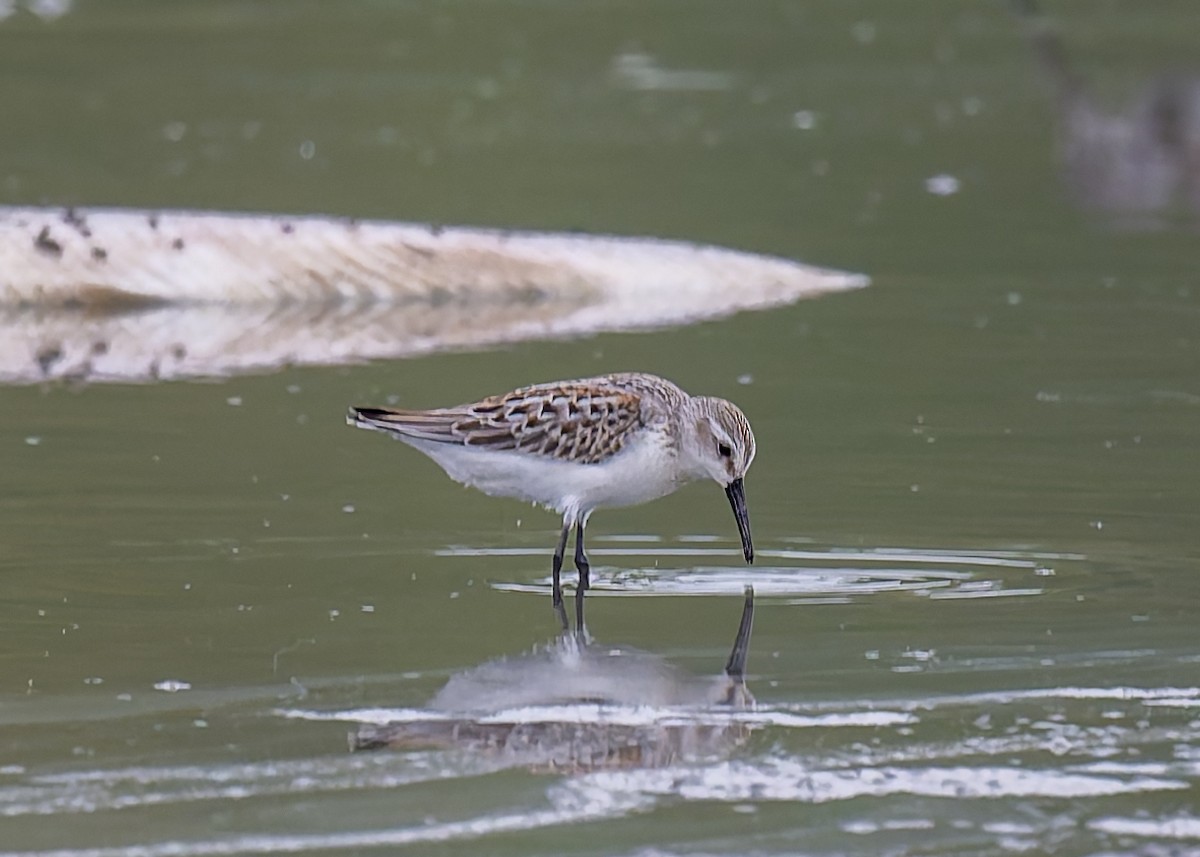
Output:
[461, 542, 1067, 601]
[1, 680, 1195, 856]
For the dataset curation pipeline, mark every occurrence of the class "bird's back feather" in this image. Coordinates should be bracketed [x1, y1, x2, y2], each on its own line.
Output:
[350, 376, 658, 465]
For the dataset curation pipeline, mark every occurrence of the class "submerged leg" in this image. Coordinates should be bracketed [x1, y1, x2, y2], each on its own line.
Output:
[573, 519, 590, 638]
[552, 521, 571, 633]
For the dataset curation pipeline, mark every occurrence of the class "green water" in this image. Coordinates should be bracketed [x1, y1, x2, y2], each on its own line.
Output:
[1, 2, 1198, 854]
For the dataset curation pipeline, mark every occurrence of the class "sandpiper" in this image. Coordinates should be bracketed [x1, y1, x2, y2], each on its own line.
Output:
[348, 372, 756, 632]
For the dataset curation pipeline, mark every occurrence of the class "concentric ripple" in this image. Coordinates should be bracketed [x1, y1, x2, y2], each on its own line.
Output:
[452, 542, 1071, 600]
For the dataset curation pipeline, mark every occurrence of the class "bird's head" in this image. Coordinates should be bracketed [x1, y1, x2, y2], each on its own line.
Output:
[686, 397, 757, 563]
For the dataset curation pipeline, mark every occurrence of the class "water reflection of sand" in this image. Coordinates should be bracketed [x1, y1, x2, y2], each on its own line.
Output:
[0, 207, 868, 384]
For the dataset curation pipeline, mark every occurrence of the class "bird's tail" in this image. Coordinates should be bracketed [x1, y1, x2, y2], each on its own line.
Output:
[346, 406, 458, 443]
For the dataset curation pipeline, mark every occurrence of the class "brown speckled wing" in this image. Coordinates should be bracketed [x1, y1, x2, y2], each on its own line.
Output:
[355, 379, 645, 464]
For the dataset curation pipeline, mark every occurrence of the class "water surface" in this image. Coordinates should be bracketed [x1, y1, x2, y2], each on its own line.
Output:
[1, 1, 1197, 854]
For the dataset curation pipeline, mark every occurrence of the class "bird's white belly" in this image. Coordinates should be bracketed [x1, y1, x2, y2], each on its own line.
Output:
[408, 434, 684, 519]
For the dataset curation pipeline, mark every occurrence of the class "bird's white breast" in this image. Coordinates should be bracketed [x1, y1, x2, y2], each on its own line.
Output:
[404, 427, 686, 520]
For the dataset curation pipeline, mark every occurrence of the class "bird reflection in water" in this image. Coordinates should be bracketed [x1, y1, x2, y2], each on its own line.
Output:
[352, 587, 756, 772]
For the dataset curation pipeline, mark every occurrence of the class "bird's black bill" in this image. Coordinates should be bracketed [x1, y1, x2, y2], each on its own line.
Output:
[724, 585, 755, 679]
[725, 477, 753, 563]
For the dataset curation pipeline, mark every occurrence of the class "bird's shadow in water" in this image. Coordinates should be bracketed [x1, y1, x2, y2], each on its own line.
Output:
[351, 587, 757, 773]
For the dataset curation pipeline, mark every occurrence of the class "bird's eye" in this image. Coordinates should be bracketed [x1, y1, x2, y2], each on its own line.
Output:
[717, 442, 733, 458]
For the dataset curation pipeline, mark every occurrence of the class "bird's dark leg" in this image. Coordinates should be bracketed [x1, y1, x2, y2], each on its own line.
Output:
[552, 521, 571, 633]
[573, 519, 590, 639]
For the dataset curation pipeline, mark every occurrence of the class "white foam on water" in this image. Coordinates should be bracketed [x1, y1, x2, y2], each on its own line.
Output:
[0, 791, 646, 857]
[577, 756, 1187, 804]
[1088, 815, 1200, 839]
[900, 685, 1200, 710]
[1143, 697, 1200, 708]
[842, 817, 938, 834]
[0, 752, 499, 819]
[927, 586, 1046, 600]
[279, 703, 915, 730]
[278, 707, 449, 725]
[283, 685, 1200, 734]
[761, 685, 1200, 718]
[4, 684, 1195, 855]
